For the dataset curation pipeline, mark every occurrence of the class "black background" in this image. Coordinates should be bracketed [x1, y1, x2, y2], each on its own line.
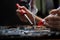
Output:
[0, 0, 26, 26]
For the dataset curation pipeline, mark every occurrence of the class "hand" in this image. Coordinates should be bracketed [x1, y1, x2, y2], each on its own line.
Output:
[16, 3, 28, 22]
[16, 3, 34, 23]
[44, 9, 60, 30]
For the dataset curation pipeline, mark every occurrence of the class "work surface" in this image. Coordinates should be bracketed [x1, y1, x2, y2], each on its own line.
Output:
[0, 25, 60, 39]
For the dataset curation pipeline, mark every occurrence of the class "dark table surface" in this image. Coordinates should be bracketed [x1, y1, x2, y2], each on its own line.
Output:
[0, 26, 60, 39]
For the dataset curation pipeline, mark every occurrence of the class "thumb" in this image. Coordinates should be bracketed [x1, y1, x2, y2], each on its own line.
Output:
[49, 9, 58, 15]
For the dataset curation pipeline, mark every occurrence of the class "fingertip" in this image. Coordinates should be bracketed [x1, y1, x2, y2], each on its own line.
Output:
[16, 3, 21, 9]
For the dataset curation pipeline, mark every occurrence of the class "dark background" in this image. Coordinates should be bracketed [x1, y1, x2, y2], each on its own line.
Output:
[0, 0, 18, 26]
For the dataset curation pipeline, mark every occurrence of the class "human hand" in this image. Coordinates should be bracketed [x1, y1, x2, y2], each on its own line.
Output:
[16, 3, 34, 23]
[44, 9, 60, 30]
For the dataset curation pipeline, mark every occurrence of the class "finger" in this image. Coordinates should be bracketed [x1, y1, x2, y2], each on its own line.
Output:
[16, 3, 21, 9]
[16, 3, 27, 10]
[44, 14, 54, 22]
[16, 9, 22, 13]
[49, 9, 58, 15]
[44, 19, 51, 27]
[20, 6, 28, 11]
